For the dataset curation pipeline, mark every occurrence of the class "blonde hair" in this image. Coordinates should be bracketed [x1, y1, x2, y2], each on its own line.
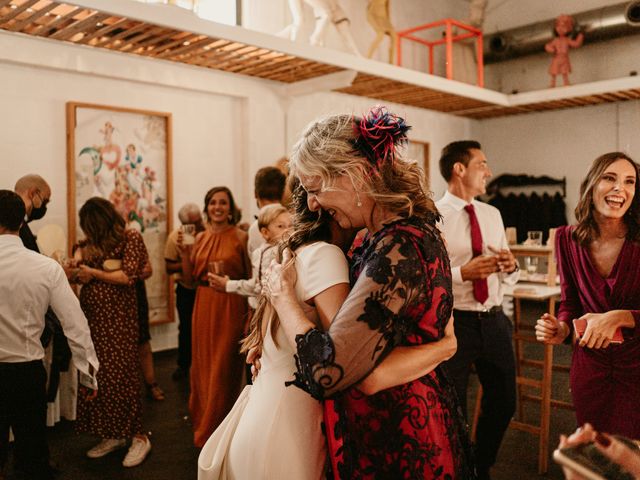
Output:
[289, 113, 439, 222]
[257, 204, 289, 230]
[241, 182, 333, 354]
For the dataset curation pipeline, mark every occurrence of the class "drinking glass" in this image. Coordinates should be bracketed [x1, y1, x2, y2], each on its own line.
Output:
[208, 260, 225, 276]
[527, 231, 543, 246]
[182, 224, 196, 245]
[524, 256, 539, 275]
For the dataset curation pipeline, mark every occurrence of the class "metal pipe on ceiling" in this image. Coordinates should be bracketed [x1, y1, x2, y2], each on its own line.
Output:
[484, 1, 640, 63]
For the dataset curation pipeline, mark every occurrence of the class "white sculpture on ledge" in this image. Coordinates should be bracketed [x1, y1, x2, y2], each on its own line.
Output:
[278, 0, 362, 56]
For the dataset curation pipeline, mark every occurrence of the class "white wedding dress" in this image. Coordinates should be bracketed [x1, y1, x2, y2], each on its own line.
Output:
[198, 242, 349, 480]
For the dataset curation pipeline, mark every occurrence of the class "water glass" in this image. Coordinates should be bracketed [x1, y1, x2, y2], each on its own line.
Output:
[527, 231, 543, 246]
[524, 256, 538, 275]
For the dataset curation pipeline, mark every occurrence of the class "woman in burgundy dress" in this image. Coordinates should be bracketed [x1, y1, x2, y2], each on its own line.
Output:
[536, 152, 640, 439]
[264, 108, 475, 479]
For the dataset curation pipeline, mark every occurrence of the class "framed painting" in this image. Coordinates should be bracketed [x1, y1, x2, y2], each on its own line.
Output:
[406, 140, 430, 185]
[66, 102, 174, 324]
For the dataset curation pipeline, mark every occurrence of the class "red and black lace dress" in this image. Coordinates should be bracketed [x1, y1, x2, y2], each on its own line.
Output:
[288, 217, 476, 479]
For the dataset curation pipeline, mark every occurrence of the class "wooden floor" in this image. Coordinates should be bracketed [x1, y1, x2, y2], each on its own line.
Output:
[4, 301, 575, 479]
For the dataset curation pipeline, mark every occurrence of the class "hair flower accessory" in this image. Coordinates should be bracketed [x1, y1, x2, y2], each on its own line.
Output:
[352, 106, 411, 171]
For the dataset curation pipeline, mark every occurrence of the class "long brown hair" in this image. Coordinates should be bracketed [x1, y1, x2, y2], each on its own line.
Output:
[573, 152, 640, 245]
[79, 197, 126, 256]
[203, 186, 241, 225]
[241, 181, 334, 354]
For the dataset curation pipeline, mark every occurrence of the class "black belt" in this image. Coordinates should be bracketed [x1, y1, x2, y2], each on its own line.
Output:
[453, 306, 503, 320]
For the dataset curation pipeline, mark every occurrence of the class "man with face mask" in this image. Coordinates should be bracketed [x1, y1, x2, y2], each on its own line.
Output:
[14, 175, 72, 407]
[14, 174, 51, 251]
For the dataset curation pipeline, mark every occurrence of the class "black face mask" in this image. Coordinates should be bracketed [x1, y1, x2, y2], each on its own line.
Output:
[29, 204, 47, 222]
[29, 193, 48, 222]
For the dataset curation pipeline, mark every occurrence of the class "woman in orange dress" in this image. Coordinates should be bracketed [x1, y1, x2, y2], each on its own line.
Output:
[182, 186, 250, 447]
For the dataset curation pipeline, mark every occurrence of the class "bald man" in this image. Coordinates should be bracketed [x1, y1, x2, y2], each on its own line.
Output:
[13, 175, 71, 405]
[14, 174, 51, 252]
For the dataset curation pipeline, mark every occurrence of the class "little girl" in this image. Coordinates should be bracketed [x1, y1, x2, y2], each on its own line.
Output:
[208, 204, 291, 307]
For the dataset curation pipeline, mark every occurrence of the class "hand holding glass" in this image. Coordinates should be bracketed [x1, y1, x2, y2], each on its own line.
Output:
[208, 260, 225, 276]
[182, 224, 196, 245]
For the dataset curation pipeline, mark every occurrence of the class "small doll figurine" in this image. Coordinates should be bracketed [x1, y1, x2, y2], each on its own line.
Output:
[545, 14, 584, 88]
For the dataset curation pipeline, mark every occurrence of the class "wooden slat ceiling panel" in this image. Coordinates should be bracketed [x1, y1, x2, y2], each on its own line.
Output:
[1, 0, 640, 118]
[0, 0, 337, 84]
[336, 74, 495, 114]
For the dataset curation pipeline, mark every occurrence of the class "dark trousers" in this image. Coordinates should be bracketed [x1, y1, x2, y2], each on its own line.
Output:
[176, 284, 196, 370]
[0, 360, 52, 479]
[443, 310, 516, 475]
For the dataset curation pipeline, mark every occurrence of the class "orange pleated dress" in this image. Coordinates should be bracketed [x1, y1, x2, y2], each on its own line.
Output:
[189, 226, 250, 447]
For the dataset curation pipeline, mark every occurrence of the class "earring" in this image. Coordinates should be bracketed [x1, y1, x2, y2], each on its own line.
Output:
[356, 193, 362, 207]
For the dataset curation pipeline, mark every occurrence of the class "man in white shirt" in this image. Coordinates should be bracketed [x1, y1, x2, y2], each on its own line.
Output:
[435, 141, 519, 480]
[247, 166, 286, 257]
[0, 190, 99, 480]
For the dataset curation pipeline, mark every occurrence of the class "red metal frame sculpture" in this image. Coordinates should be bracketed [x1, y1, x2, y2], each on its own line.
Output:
[396, 18, 484, 87]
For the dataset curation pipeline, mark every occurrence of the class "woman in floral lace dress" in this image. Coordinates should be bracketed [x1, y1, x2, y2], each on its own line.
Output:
[265, 108, 476, 479]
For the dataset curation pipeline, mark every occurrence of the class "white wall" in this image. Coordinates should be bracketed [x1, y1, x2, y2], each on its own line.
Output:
[472, 100, 640, 223]
[0, 31, 286, 351]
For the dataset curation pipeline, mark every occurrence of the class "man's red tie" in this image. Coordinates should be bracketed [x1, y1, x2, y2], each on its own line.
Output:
[464, 204, 489, 304]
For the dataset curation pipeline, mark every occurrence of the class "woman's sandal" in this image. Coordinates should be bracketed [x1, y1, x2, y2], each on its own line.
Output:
[146, 382, 165, 401]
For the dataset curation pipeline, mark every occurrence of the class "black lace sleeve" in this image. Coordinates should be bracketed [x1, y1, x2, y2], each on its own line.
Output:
[287, 223, 452, 399]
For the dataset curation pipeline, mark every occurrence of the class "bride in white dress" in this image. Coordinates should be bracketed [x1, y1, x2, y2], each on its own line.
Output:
[198, 185, 457, 479]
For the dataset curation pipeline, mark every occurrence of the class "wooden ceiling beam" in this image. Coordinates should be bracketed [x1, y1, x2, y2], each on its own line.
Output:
[0, 0, 40, 27]
[77, 17, 127, 44]
[6, 1, 57, 31]
[29, 5, 82, 36]
[49, 11, 108, 40]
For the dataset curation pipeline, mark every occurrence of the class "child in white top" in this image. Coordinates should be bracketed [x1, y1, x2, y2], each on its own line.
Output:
[208, 204, 292, 309]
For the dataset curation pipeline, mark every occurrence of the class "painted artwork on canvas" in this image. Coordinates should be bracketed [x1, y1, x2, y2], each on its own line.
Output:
[67, 102, 174, 324]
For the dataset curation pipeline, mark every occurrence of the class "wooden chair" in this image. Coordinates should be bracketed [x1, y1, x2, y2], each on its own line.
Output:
[472, 228, 572, 474]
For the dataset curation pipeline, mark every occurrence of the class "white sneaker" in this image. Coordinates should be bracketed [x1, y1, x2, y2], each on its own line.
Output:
[86, 438, 127, 458]
[122, 435, 151, 468]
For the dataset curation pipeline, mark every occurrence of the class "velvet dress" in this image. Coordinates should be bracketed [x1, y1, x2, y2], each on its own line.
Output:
[288, 217, 475, 479]
[555, 226, 640, 438]
[189, 226, 250, 448]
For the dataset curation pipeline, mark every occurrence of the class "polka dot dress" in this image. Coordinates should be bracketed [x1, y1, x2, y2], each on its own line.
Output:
[76, 229, 148, 439]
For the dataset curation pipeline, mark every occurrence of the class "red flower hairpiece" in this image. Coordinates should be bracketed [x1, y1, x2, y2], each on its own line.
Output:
[352, 106, 411, 172]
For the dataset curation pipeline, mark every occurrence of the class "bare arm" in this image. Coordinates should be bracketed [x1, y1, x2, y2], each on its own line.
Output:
[313, 282, 350, 330]
[568, 32, 584, 48]
[77, 265, 130, 285]
[165, 259, 182, 275]
[357, 315, 457, 395]
[310, 276, 455, 397]
[140, 259, 153, 280]
[267, 230, 453, 399]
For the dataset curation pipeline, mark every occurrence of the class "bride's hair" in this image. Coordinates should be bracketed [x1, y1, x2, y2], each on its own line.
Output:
[241, 179, 335, 354]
